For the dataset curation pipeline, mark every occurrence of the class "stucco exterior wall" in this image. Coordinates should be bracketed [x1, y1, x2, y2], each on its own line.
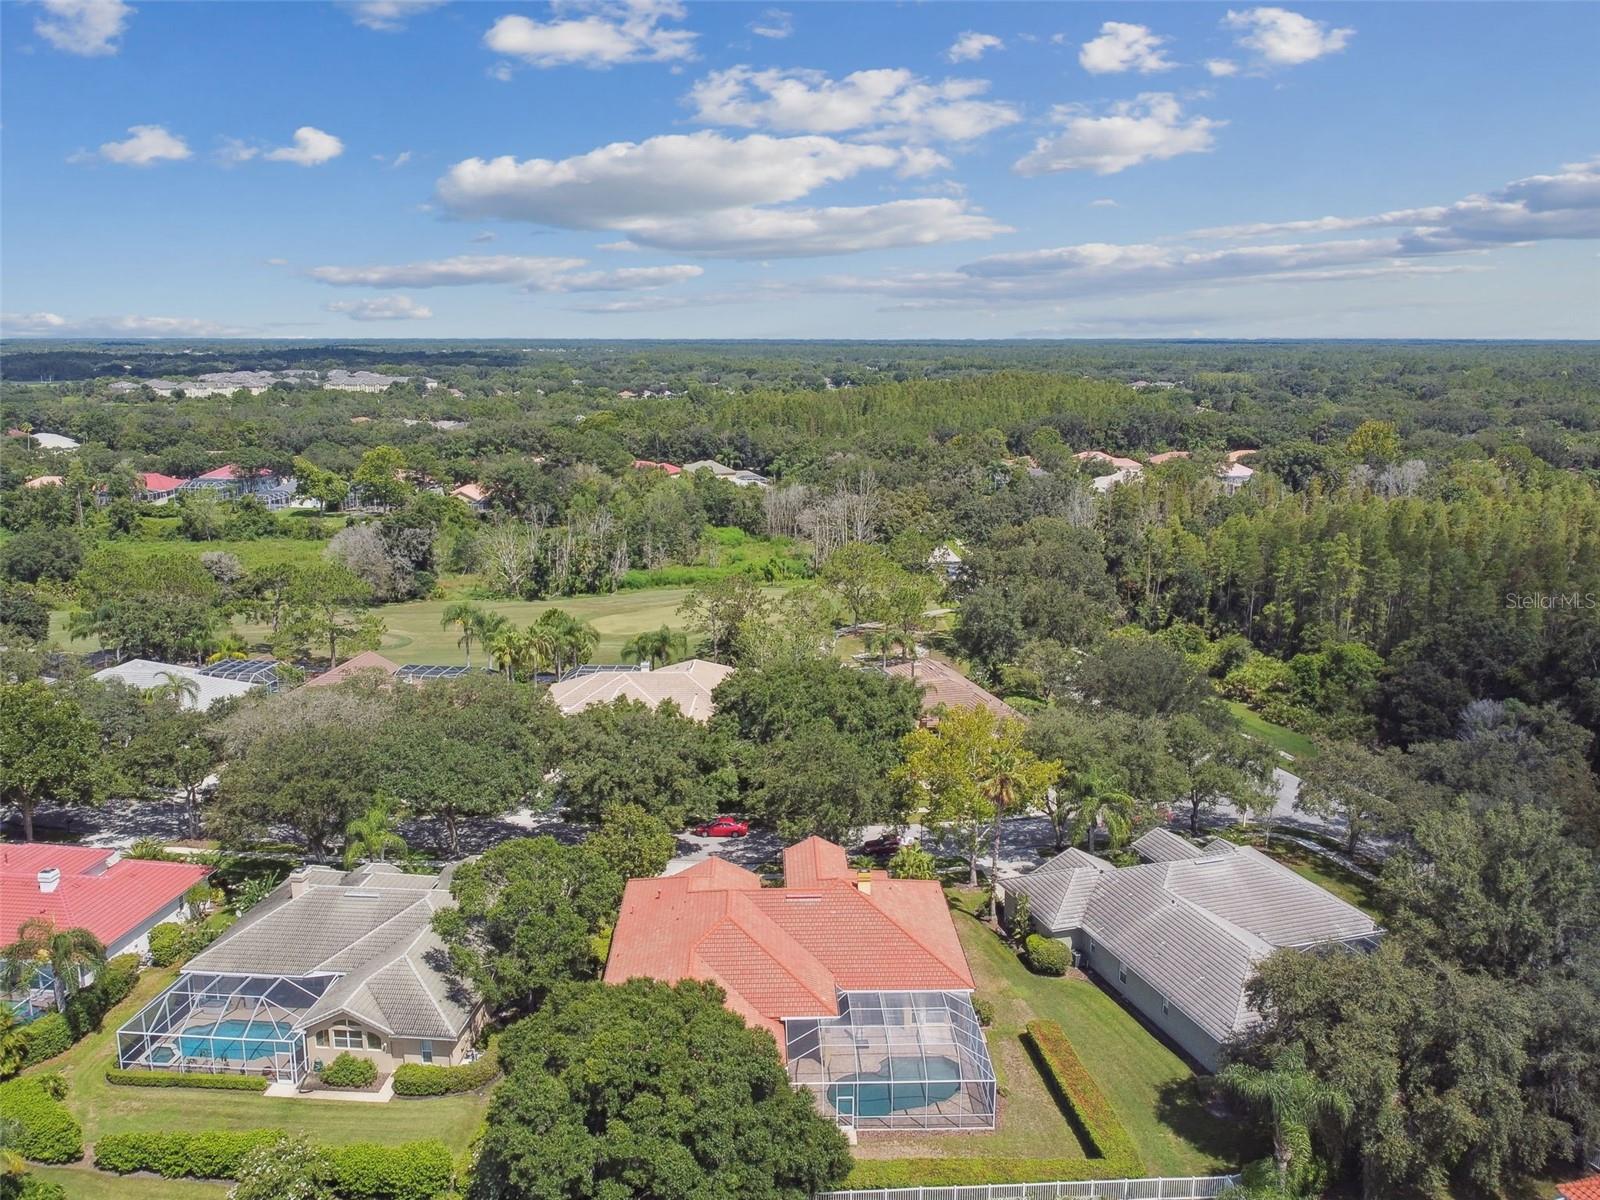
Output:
[1072, 934, 1224, 1071]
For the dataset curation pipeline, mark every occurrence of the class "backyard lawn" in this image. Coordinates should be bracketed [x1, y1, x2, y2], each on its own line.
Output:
[25, 966, 491, 1152]
[1261, 840, 1382, 918]
[936, 892, 1260, 1178]
[28, 1165, 229, 1198]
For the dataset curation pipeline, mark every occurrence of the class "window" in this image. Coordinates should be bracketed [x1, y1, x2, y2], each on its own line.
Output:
[329, 1024, 365, 1050]
[1117, 967, 1127, 984]
[315, 1031, 329, 1047]
[420, 1040, 434, 1064]
[366, 1033, 382, 1051]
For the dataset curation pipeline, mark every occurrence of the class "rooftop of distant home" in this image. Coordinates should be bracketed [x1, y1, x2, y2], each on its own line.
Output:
[547, 658, 733, 722]
[0, 843, 209, 950]
[886, 658, 1018, 724]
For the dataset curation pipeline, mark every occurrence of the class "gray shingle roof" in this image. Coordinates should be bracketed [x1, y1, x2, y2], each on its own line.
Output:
[1008, 838, 1380, 1046]
[185, 865, 474, 1041]
[1129, 827, 1208, 862]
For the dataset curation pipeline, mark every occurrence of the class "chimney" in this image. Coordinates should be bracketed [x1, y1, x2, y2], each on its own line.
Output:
[855, 870, 872, 897]
[37, 867, 61, 894]
[639, 660, 651, 672]
[288, 867, 311, 898]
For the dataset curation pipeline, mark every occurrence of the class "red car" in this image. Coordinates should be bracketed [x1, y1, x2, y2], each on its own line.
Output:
[692, 816, 749, 838]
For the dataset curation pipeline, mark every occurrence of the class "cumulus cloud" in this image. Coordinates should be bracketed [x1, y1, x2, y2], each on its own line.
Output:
[686, 66, 1020, 142]
[1224, 7, 1353, 66]
[344, 0, 447, 31]
[805, 157, 1600, 308]
[1089, 198, 1118, 207]
[484, 0, 695, 69]
[263, 127, 344, 166]
[307, 254, 704, 292]
[434, 131, 1001, 257]
[82, 124, 192, 167]
[946, 31, 1002, 63]
[748, 8, 791, 39]
[326, 296, 434, 321]
[2, 310, 247, 336]
[34, 0, 132, 56]
[1078, 22, 1175, 74]
[1205, 58, 1240, 77]
[1014, 94, 1221, 176]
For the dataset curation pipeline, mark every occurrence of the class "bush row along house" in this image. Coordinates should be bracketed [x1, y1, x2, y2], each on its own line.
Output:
[999, 827, 1380, 1070]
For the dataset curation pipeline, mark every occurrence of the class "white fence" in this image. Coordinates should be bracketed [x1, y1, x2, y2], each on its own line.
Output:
[817, 1175, 1241, 1200]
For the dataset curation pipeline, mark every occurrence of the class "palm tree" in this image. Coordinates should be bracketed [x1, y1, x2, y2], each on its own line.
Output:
[535, 609, 599, 680]
[472, 609, 510, 661]
[621, 625, 688, 668]
[975, 719, 1062, 931]
[1071, 769, 1138, 852]
[440, 601, 485, 669]
[205, 631, 250, 663]
[0, 1010, 27, 1079]
[148, 670, 202, 708]
[1219, 1050, 1352, 1191]
[488, 627, 546, 682]
[0, 917, 106, 1015]
[343, 800, 408, 868]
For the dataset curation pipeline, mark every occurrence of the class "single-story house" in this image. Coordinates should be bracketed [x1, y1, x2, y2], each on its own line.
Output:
[181, 465, 285, 499]
[132, 472, 189, 504]
[681, 459, 735, 477]
[631, 459, 682, 476]
[728, 469, 771, 488]
[547, 658, 733, 722]
[2, 844, 209, 1019]
[450, 482, 490, 513]
[1090, 466, 1143, 493]
[1074, 449, 1143, 473]
[117, 863, 480, 1085]
[304, 651, 403, 689]
[91, 659, 261, 711]
[22, 475, 62, 489]
[606, 836, 995, 1131]
[8, 431, 80, 452]
[1000, 829, 1380, 1070]
[885, 658, 1018, 726]
[927, 544, 963, 580]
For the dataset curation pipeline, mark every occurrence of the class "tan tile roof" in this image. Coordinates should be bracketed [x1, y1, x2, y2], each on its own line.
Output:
[304, 651, 402, 689]
[547, 659, 733, 722]
[885, 658, 1019, 721]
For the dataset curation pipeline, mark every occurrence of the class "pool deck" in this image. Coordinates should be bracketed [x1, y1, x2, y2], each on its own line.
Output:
[266, 1077, 395, 1103]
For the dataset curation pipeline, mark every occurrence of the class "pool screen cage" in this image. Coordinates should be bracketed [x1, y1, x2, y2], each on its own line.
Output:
[786, 991, 997, 1131]
[116, 972, 335, 1083]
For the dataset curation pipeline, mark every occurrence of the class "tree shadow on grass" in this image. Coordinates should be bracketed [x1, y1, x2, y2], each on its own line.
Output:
[1154, 1075, 1265, 1167]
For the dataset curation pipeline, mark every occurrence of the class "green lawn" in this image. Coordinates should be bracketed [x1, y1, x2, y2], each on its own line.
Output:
[28, 1165, 229, 1198]
[1225, 701, 1317, 762]
[943, 893, 1261, 1177]
[26, 967, 490, 1152]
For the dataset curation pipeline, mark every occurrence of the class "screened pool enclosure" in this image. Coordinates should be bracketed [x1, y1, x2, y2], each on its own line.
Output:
[786, 991, 997, 1130]
[116, 972, 333, 1083]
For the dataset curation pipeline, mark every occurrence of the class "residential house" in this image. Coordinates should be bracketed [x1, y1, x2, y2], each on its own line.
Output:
[605, 836, 995, 1131]
[885, 658, 1018, 726]
[450, 482, 490, 514]
[304, 651, 403, 689]
[182, 465, 285, 500]
[727, 469, 771, 488]
[117, 863, 481, 1085]
[7, 430, 80, 452]
[999, 830, 1380, 1069]
[1073, 449, 1143, 473]
[681, 459, 735, 477]
[132, 472, 189, 504]
[22, 475, 62, 489]
[927, 544, 963, 580]
[2, 844, 209, 1019]
[547, 659, 733, 722]
[630, 459, 682, 476]
[91, 659, 263, 711]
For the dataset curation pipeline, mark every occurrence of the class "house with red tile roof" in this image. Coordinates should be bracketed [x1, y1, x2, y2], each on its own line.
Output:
[1558, 1177, 1600, 1200]
[2, 843, 209, 1018]
[630, 458, 682, 476]
[605, 836, 995, 1132]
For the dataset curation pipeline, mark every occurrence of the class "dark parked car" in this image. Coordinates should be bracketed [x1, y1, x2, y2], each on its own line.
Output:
[860, 833, 901, 858]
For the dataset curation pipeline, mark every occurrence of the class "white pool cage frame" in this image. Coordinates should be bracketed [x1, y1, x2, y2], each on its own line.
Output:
[116, 971, 335, 1083]
[786, 990, 997, 1131]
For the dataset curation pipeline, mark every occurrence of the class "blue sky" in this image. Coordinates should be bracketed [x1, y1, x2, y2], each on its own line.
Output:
[2, 0, 1597, 339]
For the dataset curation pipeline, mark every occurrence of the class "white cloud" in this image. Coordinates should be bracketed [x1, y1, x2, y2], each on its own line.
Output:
[434, 130, 1003, 258]
[326, 296, 434, 321]
[438, 131, 934, 225]
[2, 310, 247, 336]
[946, 31, 1002, 63]
[484, 0, 695, 69]
[1015, 94, 1221, 176]
[600, 198, 1009, 258]
[1205, 58, 1240, 77]
[1224, 7, 1353, 66]
[344, 0, 446, 31]
[390, 150, 413, 168]
[307, 253, 705, 291]
[263, 127, 344, 166]
[34, 0, 132, 56]
[85, 124, 191, 167]
[216, 138, 259, 165]
[686, 66, 1020, 142]
[1089, 198, 1118, 207]
[1078, 22, 1175, 74]
[748, 8, 791, 39]
[470, 231, 498, 243]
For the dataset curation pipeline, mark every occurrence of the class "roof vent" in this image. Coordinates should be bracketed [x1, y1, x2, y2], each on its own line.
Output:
[37, 867, 61, 894]
[785, 892, 821, 903]
[855, 871, 873, 897]
[345, 890, 381, 899]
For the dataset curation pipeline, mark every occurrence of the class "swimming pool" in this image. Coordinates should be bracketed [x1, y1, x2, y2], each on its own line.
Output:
[825, 1055, 963, 1117]
[176, 1019, 297, 1061]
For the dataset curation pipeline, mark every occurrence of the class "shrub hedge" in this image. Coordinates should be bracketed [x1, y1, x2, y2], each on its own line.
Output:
[392, 1049, 498, 1097]
[13, 1176, 69, 1200]
[95, 1130, 454, 1199]
[1024, 934, 1070, 976]
[105, 1068, 269, 1092]
[321, 1052, 378, 1089]
[146, 922, 192, 967]
[844, 1157, 1147, 1188]
[0, 1075, 83, 1164]
[63, 953, 140, 1038]
[1024, 1019, 1142, 1171]
[19, 1014, 72, 1067]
